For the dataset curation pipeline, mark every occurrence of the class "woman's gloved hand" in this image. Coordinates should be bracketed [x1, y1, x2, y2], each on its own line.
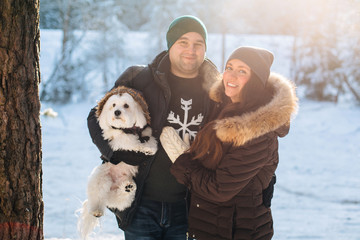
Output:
[160, 126, 190, 163]
[263, 174, 276, 208]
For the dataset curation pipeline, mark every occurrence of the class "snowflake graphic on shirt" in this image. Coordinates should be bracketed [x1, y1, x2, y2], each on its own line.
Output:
[167, 98, 203, 140]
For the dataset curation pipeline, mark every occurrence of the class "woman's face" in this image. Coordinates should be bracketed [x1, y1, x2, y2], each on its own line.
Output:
[223, 59, 251, 102]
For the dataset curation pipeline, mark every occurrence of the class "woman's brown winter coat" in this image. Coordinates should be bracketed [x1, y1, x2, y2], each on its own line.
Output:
[171, 73, 298, 240]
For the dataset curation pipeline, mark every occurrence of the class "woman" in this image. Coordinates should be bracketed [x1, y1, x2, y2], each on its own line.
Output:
[162, 46, 298, 240]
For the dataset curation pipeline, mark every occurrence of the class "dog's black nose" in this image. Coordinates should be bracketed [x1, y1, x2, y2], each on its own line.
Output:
[114, 110, 121, 116]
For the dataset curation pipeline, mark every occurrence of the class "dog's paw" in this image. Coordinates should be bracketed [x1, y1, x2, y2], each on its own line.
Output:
[125, 184, 134, 192]
[91, 209, 104, 218]
[121, 181, 136, 193]
[142, 146, 157, 155]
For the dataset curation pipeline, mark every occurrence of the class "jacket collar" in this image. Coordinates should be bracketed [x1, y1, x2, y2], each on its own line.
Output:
[212, 73, 298, 146]
[150, 51, 221, 93]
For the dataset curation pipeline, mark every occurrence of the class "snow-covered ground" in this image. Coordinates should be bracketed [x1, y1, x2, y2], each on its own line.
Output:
[40, 30, 360, 239]
[41, 99, 360, 240]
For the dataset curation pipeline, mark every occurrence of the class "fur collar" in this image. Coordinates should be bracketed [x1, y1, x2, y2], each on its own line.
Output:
[198, 58, 222, 93]
[211, 73, 298, 146]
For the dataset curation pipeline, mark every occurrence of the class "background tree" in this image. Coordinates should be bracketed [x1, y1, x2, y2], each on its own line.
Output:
[0, 0, 43, 239]
[38, 0, 360, 104]
[141, 0, 199, 55]
[82, 0, 128, 93]
[40, 0, 90, 103]
[291, 0, 360, 103]
[39, 0, 62, 29]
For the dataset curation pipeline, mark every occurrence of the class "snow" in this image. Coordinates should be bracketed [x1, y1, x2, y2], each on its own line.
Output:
[40, 30, 360, 240]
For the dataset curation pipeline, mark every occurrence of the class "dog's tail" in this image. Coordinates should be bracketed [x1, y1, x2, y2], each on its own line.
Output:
[77, 199, 100, 239]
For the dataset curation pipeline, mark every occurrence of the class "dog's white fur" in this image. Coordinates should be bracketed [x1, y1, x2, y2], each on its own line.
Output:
[78, 92, 157, 239]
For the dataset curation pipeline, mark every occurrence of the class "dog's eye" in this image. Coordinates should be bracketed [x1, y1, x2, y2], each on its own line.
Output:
[112, 103, 116, 107]
[124, 104, 129, 109]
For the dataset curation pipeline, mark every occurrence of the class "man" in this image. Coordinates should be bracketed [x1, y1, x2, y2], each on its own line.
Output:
[87, 15, 220, 239]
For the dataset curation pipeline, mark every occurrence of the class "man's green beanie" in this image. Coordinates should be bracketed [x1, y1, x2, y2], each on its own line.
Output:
[166, 15, 207, 50]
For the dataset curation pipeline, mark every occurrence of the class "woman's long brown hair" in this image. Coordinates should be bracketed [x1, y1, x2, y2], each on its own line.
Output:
[188, 73, 273, 170]
[188, 121, 223, 170]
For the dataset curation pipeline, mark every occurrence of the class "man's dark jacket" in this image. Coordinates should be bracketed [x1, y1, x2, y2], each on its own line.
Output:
[87, 50, 221, 230]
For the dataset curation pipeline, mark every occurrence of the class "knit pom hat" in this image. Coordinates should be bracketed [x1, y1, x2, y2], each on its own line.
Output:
[166, 15, 207, 50]
[226, 46, 274, 86]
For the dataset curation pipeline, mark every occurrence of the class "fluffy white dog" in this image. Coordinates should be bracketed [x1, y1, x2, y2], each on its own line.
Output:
[78, 86, 157, 239]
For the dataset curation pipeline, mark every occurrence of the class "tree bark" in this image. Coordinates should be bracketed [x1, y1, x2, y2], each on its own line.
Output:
[0, 0, 43, 239]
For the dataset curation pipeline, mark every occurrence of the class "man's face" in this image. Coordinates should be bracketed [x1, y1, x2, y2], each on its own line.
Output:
[169, 32, 206, 78]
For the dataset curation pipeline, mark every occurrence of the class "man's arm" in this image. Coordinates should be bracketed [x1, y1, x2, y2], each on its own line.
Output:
[87, 107, 113, 161]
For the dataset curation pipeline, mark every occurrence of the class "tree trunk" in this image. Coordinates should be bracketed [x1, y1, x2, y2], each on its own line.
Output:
[0, 0, 43, 239]
[342, 76, 360, 103]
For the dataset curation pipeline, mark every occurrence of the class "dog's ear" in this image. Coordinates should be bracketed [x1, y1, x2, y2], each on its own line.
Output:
[133, 103, 148, 128]
[96, 93, 110, 118]
[96, 89, 122, 118]
[117, 86, 151, 124]
[121, 87, 151, 125]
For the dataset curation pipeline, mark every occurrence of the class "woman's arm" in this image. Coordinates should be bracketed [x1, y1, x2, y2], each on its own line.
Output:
[172, 137, 272, 203]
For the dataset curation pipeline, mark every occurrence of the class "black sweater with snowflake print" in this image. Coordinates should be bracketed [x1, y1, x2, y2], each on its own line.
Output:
[142, 72, 207, 202]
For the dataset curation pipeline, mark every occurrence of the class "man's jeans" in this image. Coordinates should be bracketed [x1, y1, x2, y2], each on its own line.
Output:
[124, 198, 190, 240]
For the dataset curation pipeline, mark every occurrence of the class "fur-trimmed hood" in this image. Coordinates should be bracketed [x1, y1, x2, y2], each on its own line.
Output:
[96, 86, 151, 125]
[210, 72, 298, 147]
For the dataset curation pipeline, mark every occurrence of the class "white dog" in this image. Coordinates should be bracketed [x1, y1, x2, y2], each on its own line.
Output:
[78, 86, 157, 239]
